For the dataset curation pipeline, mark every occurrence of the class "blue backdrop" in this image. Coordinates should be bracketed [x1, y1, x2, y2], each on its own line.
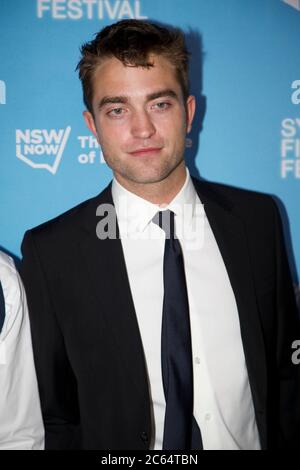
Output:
[0, 0, 299, 311]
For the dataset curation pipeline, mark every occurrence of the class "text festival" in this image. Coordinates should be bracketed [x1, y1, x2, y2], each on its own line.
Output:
[37, 0, 147, 20]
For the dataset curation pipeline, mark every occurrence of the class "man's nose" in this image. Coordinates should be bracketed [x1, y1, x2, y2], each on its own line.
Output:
[131, 110, 156, 139]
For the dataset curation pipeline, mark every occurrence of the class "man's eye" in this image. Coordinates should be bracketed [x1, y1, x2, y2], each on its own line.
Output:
[153, 102, 171, 110]
[107, 108, 125, 117]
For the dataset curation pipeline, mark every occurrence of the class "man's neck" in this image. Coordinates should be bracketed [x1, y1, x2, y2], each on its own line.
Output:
[114, 162, 187, 206]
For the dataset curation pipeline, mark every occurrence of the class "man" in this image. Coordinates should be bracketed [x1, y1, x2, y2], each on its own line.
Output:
[20, 20, 300, 450]
[0, 251, 44, 449]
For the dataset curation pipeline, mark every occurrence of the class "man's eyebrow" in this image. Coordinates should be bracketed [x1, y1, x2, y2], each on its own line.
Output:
[98, 96, 128, 109]
[97, 89, 179, 110]
[146, 89, 179, 101]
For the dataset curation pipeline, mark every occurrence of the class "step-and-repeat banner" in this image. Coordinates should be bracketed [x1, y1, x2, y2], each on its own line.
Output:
[0, 0, 299, 309]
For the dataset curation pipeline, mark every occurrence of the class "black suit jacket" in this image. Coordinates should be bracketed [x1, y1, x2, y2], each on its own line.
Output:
[20, 177, 300, 449]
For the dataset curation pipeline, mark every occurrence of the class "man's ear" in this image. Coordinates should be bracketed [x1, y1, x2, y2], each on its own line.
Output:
[83, 111, 98, 140]
[186, 95, 196, 134]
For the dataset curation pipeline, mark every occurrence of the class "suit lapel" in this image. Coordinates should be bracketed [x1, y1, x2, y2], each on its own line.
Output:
[78, 184, 150, 398]
[193, 178, 267, 423]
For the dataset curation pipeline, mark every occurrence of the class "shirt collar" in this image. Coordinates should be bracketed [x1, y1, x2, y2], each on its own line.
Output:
[111, 167, 197, 234]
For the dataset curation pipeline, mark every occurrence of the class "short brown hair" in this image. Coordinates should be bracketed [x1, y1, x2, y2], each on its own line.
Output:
[76, 20, 190, 114]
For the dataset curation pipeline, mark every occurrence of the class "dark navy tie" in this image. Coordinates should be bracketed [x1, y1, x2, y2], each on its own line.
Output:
[152, 210, 202, 450]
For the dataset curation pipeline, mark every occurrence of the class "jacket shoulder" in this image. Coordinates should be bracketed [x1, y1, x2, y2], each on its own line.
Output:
[192, 177, 278, 216]
[29, 198, 91, 236]
[24, 182, 112, 244]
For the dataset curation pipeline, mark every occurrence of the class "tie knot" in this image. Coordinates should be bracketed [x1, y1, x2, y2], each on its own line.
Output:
[152, 210, 175, 239]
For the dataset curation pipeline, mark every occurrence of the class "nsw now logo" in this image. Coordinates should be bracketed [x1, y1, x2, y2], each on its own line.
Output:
[16, 127, 71, 174]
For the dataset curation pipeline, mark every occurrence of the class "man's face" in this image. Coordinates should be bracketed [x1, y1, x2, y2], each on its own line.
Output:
[84, 54, 195, 188]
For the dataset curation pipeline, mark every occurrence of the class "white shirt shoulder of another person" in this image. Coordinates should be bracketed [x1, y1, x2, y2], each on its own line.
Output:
[0, 251, 44, 450]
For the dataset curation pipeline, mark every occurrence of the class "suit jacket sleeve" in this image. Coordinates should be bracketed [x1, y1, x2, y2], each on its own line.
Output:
[20, 230, 81, 449]
[271, 198, 300, 448]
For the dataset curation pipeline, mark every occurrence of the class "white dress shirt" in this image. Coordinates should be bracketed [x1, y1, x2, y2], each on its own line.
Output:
[112, 167, 261, 450]
[0, 252, 44, 450]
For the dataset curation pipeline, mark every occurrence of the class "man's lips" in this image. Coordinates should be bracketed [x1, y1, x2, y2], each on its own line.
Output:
[128, 147, 162, 157]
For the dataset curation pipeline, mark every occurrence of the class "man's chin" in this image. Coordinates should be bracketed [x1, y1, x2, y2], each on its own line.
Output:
[120, 171, 174, 186]
[112, 158, 185, 187]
